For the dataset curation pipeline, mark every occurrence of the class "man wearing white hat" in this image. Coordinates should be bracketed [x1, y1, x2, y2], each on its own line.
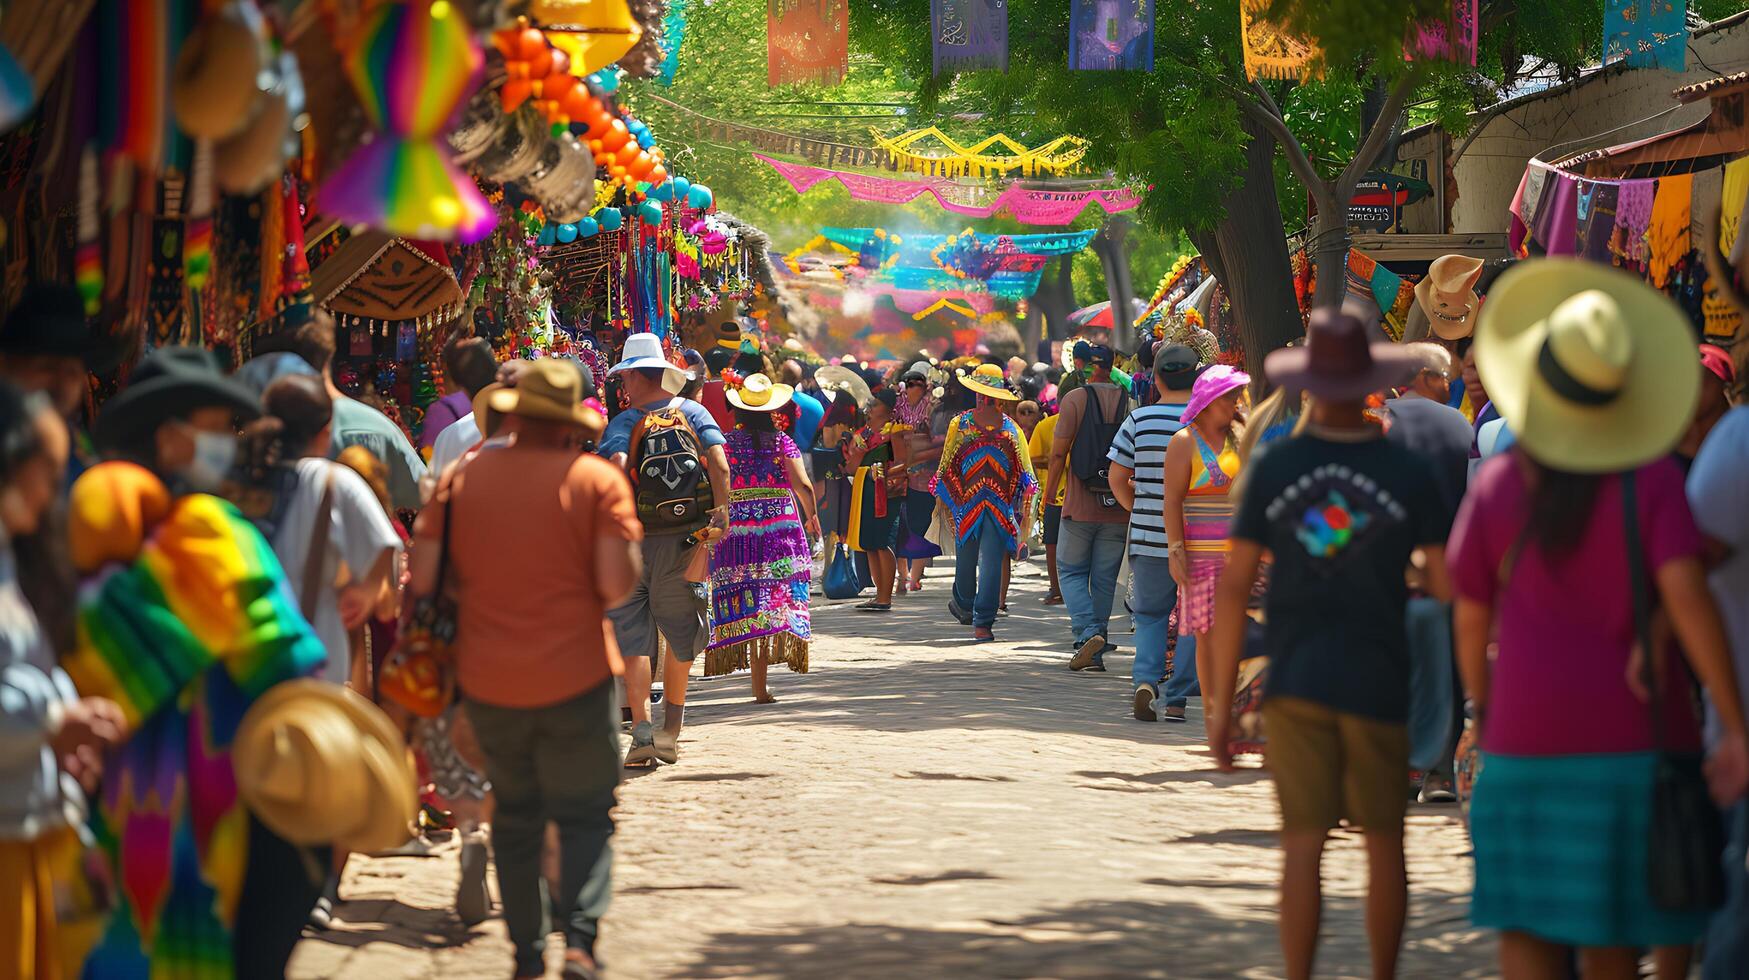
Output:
[600, 334, 731, 766]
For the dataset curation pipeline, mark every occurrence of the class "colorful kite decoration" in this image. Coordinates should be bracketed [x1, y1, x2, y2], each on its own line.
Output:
[1604, 0, 1686, 72]
[872, 127, 1088, 178]
[768, 0, 848, 86]
[1070, 0, 1153, 71]
[1240, 0, 1320, 81]
[755, 154, 1140, 226]
[933, 0, 1008, 74]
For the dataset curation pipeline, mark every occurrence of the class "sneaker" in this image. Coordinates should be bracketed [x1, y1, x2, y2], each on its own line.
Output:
[307, 895, 334, 931]
[625, 721, 658, 767]
[1418, 773, 1457, 804]
[1162, 704, 1187, 723]
[1069, 634, 1107, 671]
[1133, 686, 1158, 722]
[947, 597, 973, 626]
[561, 949, 601, 980]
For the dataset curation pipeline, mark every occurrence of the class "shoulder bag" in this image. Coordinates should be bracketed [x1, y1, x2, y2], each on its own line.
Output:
[379, 489, 459, 718]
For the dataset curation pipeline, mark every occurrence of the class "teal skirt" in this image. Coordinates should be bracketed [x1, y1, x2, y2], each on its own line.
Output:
[1470, 751, 1711, 948]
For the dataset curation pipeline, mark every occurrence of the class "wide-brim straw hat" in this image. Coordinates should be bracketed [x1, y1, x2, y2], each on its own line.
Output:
[726, 372, 794, 412]
[171, 3, 264, 140]
[1475, 258, 1698, 474]
[233, 679, 419, 854]
[1265, 308, 1421, 402]
[958, 363, 1019, 402]
[1414, 254, 1486, 341]
[488, 359, 605, 436]
[815, 365, 872, 409]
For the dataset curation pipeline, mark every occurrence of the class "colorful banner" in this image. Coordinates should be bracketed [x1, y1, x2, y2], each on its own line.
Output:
[1240, 0, 1319, 81]
[1069, 0, 1153, 71]
[1406, 0, 1478, 66]
[642, 91, 891, 169]
[1604, 0, 1686, 72]
[768, 0, 848, 87]
[756, 154, 1140, 226]
[658, 0, 687, 85]
[873, 127, 1087, 178]
[933, 0, 1008, 74]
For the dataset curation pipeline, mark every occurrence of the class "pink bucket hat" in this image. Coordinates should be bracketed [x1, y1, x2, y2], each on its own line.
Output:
[1182, 364, 1251, 423]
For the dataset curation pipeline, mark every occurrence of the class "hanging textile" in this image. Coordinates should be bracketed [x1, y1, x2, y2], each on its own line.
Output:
[1406, 0, 1477, 66]
[658, 0, 687, 85]
[768, 0, 848, 87]
[1069, 0, 1152, 71]
[1575, 180, 1621, 263]
[1720, 155, 1748, 260]
[1240, 0, 1319, 81]
[873, 128, 1086, 178]
[933, 0, 1007, 74]
[1529, 171, 1579, 257]
[1646, 173, 1693, 288]
[755, 154, 1140, 226]
[1604, 0, 1686, 72]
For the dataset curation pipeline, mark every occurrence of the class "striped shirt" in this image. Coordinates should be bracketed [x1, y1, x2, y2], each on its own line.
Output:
[1107, 401, 1190, 559]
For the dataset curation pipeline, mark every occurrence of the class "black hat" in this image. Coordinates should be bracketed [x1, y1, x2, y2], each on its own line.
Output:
[1, 284, 94, 361]
[1072, 340, 1092, 362]
[1086, 344, 1114, 367]
[1157, 343, 1201, 391]
[93, 346, 262, 450]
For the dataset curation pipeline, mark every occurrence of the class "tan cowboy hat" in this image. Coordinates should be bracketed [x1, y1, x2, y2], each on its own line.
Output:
[233, 680, 419, 853]
[958, 363, 1020, 402]
[488, 358, 605, 436]
[815, 364, 872, 409]
[725, 372, 794, 412]
[213, 89, 289, 195]
[470, 381, 503, 434]
[1475, 259, 1699, 474]
[1414, 254, 1486, 341]
[171, 2, 266, 140]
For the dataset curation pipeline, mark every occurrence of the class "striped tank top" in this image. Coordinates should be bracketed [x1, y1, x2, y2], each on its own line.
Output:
[1184, 427, 1239, 554]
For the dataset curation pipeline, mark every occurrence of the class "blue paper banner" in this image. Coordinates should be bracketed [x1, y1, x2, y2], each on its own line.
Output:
[1604, 0, 1686, 72]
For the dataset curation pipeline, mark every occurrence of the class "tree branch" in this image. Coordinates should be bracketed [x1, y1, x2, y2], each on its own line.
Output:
[1226, 79, 1331, 211]
[1338, 69, 1420, 197]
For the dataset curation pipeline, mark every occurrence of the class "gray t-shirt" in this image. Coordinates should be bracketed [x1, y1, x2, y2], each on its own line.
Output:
[1688, 407, 1749, 747]
[1383, 395, 1474, 521]
[331, 398, 428, 511]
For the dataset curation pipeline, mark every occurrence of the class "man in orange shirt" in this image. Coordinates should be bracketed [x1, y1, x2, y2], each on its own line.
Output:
[411, 360, 641, 980]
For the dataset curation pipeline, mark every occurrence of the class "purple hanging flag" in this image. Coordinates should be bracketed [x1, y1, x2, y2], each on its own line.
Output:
[1070, 0, 1153, 71]
[933, 0, 1008, 74]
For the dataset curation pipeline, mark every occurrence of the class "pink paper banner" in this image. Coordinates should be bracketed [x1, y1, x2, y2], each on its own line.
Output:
[753, 154, 1141, 226]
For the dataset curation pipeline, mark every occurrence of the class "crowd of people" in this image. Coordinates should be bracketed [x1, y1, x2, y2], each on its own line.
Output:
[2, 252, 1749, 980]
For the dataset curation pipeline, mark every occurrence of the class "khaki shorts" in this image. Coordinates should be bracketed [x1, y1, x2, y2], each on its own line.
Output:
[1263, 695, 1409, 834]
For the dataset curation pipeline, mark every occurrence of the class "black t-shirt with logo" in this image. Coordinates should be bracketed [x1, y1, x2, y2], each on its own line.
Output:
[1230, 432, 1451, 722]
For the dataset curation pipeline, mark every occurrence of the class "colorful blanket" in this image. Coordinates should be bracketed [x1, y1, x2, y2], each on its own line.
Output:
[932, 411, 1037, 551]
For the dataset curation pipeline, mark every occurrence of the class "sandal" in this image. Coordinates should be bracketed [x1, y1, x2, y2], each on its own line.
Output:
[973, 627, 996, 642]
[1043, 593, 1064, 606]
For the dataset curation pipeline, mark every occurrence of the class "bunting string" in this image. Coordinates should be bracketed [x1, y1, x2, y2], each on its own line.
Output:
[1240, 0, 1320, 81]
[755, 153, 1140, 226]
[873, 127, 1088, 178]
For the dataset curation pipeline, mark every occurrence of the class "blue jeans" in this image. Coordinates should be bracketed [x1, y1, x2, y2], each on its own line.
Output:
[1130, 554, 1197, 705]
[953, 518, 1010, 629]
[1705, 802, 1749, 979]
[1405, 597, 1455, 773]
[1057, 517, 1127, 644]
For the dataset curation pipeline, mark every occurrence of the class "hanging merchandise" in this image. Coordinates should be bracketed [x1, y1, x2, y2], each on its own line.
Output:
[98, 0, 172, 173]
[873, 128, 1087, 178]
[658, 0, 687, 84]
[768, 0, 848, 87]
[0, 42, 36, 134]
[932, 0, 1007, 75]
[1406, 0, 1478, 67]
[320, 0, 495, 243]
[755, 153, 1140, 226]
[534, 0, 642, 78]
[1069, 0, 1153, 72]
[75, 146, 103, 316]
[1239, 0, 1319, 81]
[1604, 0, 1686, 73]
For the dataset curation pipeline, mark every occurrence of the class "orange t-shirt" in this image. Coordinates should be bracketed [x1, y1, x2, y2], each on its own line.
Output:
[416, 443, 643, 708]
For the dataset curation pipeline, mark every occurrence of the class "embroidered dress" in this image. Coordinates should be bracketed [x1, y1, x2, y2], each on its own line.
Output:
[704, 430, 811, 678]
[846, 421, 907, 553]
[932, 411, 1038, 552]
[1180, 427, 1240, 635]
[63, 465, 325, 979]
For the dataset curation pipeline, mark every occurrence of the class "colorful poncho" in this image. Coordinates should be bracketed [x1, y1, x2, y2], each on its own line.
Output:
[63, 463, 323, 979]
[932, 411, 1037, 551]
[704, 430, 811, 678]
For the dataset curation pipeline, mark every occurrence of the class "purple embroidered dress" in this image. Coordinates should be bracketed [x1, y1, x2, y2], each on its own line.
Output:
[704, 429, 812, 677]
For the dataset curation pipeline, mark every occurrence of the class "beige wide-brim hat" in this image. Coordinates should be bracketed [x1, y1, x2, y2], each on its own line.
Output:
[171, 4, 265, 140]
[726, 372, 794, 412]
[1414, 254, 1485, 341]
[815, 365, 872, 409]
[1476, 258, 1699, 474]
[488, 359, 605, 436]
[233, 680, 419, 854]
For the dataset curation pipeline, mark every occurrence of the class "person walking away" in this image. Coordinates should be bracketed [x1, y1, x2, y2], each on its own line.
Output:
[68, 348, 353, 977]
[704, 374, 819, 702]
[1108, 344, 1200, 721]
[283, 309, 427, 510]
[410, 359, 636, 979]
[1690, 387, 1749, 979]
[1162, 365, 1250, 697]
[782, 360, 824, 458]
[600, 334, 729, 767]
[1048, 344, 1132, 671]
[894, 362, 942, 591]
[0, 384, 126, 980]
[1028, 403, 1066, 604]
[697, 323, 742, 429]
[1205, 310, 1448, 980]
[419, 337, 497, 453]
[1445, 261, 1749, 980]
[844, 389, 908, 611]
[1382, 342, 1476, 804]
[934, 365, 1036, 642]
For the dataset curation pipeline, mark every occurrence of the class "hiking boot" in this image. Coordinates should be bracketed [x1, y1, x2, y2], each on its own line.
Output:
[625, 721, 658, 768]
[1133, 685, 1158, 722]
[1069, 634, 1107, 671]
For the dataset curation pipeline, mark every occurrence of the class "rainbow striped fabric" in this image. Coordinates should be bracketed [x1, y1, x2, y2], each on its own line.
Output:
[65, 466, 323, 978]
[932, 411, 1037, 550]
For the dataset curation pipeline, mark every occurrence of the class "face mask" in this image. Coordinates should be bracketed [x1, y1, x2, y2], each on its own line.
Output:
[179, 427, 238, 491]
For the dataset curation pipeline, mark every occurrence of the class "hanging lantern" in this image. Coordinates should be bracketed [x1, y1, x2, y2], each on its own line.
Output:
[533, 0, 641, 77]
[596, 207, 623, 231]
[638, 199, 663, 225]
[685, 183, 712, 210]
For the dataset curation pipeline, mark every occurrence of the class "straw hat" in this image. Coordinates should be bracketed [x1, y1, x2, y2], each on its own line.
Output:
[487, 359, 605, 436]
[1413, 254, 1486, 341]
[1475, 259, 1699, 474]
[725, 372, 794, 412]
[233, 680, 419, 853]
[171, 2, 265, 140]
[815, 364, 872, 409]
[958, 363, 1020, 402]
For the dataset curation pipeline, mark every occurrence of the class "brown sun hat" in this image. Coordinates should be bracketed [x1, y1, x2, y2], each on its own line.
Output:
[1265, 307, 1420, 401]
[486, 358, 605, 436]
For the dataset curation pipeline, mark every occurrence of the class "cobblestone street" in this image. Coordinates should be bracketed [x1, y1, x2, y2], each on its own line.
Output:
[289, 564, 1494, 979]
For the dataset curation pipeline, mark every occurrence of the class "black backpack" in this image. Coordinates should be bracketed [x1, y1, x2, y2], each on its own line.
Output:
[1070, 384, 1130, 508]
[627, 402, 714, 531]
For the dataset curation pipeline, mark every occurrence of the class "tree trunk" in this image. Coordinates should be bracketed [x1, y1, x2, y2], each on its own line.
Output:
[1092, 214, 1137, 351]
[1308, 204, 1351, 310]
[1031, 255, 1077, 346]
[1189, 113, 1304, 383]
